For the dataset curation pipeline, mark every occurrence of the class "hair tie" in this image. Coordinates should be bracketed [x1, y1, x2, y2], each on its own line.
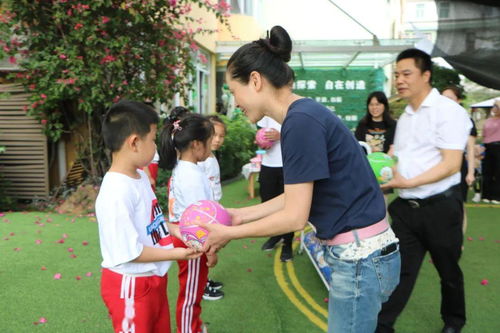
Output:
[171, 120, 182, 142]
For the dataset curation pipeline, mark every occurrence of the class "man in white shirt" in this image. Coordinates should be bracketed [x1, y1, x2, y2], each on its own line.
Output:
[376, 49, 471, 333]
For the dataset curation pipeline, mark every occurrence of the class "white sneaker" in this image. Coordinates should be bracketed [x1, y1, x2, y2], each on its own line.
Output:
[472, 193, 481, 203]
[491, 200, 500, 205]
[482, 199, 491, 203]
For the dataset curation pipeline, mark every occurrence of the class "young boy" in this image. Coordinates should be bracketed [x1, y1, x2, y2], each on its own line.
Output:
[96, 100, 201, 333]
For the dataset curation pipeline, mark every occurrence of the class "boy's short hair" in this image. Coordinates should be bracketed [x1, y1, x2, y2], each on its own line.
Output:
[102, 100, 159, 152]
[396, 48, 433, 82]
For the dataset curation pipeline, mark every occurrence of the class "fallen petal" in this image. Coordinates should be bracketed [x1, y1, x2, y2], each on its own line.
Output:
[250, 239, 256, 243]
[247, 268, 253, 272]
[13, 247, 21, 251]
[70, 254, 77, 258]
[35, 240, 42, 244]
[467, 237, 473, 241]
[323, 297, 329, 303]
[62, 233, 68, 238]
[56, 239, 65, 244]
[242, 245, 248, 249]
[9, 232, 15, 236]
[53, 273, 62, 280]
[85, 272, 92, 277]
[481, 279, 489, 285]
[82, 241, 89, 246]
[39, 317, 47, 323]
[479, 237, 485, 241]
[41, 266, 47, 270]
[68, 247, 74, 252]
[75, 276, 81, 280]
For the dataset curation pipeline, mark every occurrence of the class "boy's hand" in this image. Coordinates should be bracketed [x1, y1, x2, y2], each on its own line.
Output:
[171, 247, 203, 261]
[206, 253, 218, 268]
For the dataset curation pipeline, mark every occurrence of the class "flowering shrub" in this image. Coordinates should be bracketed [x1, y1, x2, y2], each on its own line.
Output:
[0, 0, 230, 179]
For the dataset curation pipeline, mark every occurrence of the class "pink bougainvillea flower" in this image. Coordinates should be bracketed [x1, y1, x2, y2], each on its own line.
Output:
[53, 273, 62, 279]
[41, 119, 47, 125]
[35, 239, 42, 244]
[70, 254, 77, 258]
[250, 239, 256, 244]
[40, 93, 47, 99]
[242, 244, 248, 249]
[169, 0, 177, 6]
[481, 279, 488, 285]
[189, 42, 199, 51]
[67, 247, 74, 252]
[82, 241, 89, 246]
[59, 54, 67, 59]
[41, 266, 47, 270]
[74, 23, 83, 30]
[13, 247, 21, 251]
[9, 232, 14, 236]
[39, 317, 47, 324]
[0, 213, 4, 217]
[479, 237, 485, 241]
[323, 297, 329, 303]
[62, 233, 68, 238]
[101, 16, 110, 24]
[75, 276, 81, 280]
[56, 239, 65, 244]
[85, 272, 92, 277]
[467, 237, 473, 241]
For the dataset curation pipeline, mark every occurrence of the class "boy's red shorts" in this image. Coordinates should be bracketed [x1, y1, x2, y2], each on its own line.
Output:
[101, 268, 170, 333]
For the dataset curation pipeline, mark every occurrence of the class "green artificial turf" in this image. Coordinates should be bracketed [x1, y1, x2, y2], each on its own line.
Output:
[1, 178, 499, 332]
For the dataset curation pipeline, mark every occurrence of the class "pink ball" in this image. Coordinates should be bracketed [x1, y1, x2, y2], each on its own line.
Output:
[255, 128, 274, 149]
[179, 200, 232, 250]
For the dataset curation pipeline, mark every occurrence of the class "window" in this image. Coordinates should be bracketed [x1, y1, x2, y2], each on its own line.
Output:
[416, 3, 425, 18]
[226, 0, 253, 15]
[438, 2, 450, 18]
[189, 49, 211, 114]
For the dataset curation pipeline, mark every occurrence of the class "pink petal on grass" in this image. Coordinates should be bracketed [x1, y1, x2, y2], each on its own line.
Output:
[247, 268, 253, 272]
[62, 233, 68, 238]
[85, 272, 93, 277]
[38, 317, 47, 323]
[56, 239, 65, 244]
[0, 212, 4, 217]
[3, 237, 9, 241]
[467, 237, 473, 241]
[53, 273, 62, 279]
[70, 254, 77, 258]
[13, 247, 21, 251]
[67, 247, 74, 252]
[481, 279, 489, 285]
[82, 241, 89, 246]
[479, 237, 485, 241]
[75, 276, 81, 280]
[9, 232, 15, 236]
[41, 266, 47, 270]
[323, 297, 329, 303]
[250, 239, 256, 244]
[242, 245, 248, 249]
[35, 240, 42, 244]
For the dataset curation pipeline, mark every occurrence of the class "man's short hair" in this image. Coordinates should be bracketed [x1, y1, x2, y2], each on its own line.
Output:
[102, 100, 159, 152]
[396, 48, 433, 82]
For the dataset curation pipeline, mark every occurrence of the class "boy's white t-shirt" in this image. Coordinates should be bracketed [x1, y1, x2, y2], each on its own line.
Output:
[198, 155, 222, 201]
[256, 116, 283, 167]
[96, 169, 173, 276]
[168, 160, 214, 223]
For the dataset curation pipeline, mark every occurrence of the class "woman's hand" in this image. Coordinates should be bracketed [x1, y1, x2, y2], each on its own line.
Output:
[227, 208, 244, 226]
[196, 222, 232, 255]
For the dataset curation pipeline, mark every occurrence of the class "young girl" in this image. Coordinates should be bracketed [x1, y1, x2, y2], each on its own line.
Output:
[198, 115, 226, 300]
[159, 113, 215, 333]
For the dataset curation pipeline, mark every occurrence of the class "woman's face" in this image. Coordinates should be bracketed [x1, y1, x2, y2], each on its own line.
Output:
[368, 97, 385, 120]
[442, 89, 459, 103]
[225, 72, 264, 124]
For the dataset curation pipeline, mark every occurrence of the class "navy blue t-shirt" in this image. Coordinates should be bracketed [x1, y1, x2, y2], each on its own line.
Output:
[281, 98, 386, 240]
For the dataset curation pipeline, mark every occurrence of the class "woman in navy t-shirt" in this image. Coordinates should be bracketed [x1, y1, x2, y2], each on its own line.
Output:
[200, 26, 400, 333]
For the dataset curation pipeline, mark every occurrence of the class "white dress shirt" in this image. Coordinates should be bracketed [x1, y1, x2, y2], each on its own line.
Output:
[394, 88, 471, 199]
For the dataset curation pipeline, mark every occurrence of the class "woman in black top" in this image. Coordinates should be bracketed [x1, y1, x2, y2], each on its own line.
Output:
[355, 91, 396, 154]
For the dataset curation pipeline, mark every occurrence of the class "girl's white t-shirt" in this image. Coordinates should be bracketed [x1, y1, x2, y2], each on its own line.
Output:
[198, 155, 222, 201]
[257, 116, 283, 167]
[168, 160, 214, 223]
[95, 169, 173, 276]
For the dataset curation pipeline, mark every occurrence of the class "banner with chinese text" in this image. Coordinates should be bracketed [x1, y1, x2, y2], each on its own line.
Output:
[292, 68, 385, 130]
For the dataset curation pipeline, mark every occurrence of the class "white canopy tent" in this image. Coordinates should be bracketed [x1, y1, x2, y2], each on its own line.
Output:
[470, 97, 500, 108]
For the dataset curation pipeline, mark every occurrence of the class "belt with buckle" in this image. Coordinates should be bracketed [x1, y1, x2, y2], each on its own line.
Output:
[401, 185, 459, 209]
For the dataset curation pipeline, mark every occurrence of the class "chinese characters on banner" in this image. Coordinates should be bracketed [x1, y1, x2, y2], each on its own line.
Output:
[292, 68, 385, 129]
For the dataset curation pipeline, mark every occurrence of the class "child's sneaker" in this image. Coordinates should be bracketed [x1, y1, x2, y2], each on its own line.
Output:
[207, 279, 223, 290]
[491, 200, 500, 205]
[472, 193, 481, 203]
[482, 198, 491, 203]
[203, 286, 224, 301]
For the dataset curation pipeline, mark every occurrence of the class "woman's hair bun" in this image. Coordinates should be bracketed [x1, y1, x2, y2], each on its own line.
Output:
[267, 25, 292, 63]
